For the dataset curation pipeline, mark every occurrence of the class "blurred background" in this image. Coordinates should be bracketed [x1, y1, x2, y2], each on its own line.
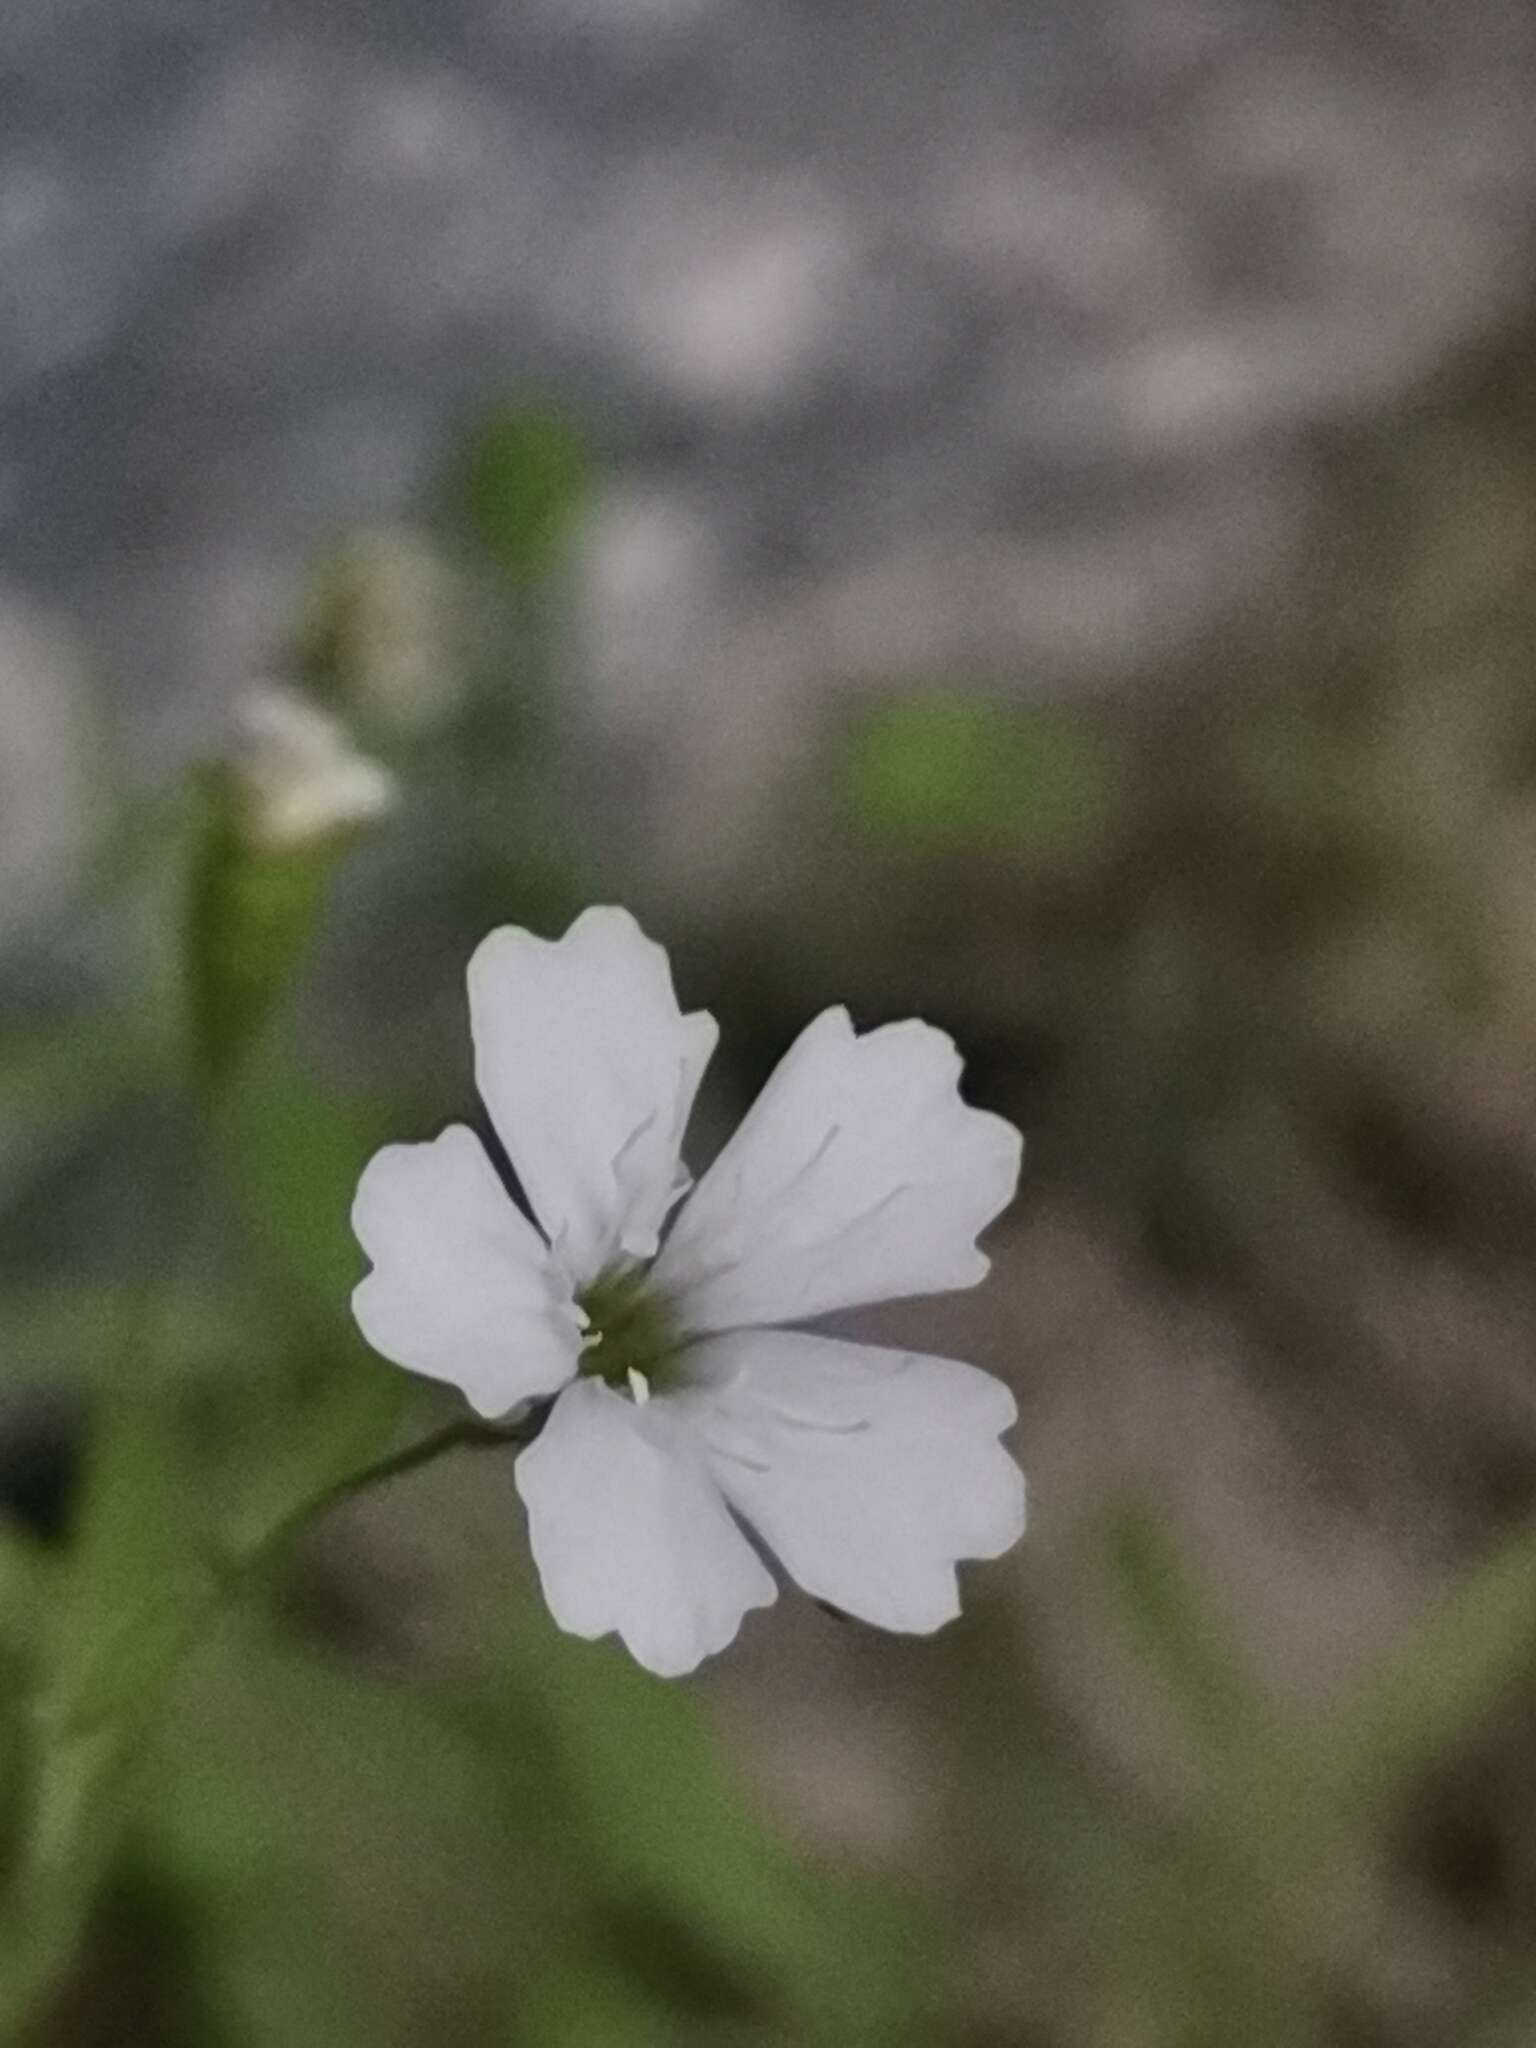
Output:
[5, 0, 1536, 2041]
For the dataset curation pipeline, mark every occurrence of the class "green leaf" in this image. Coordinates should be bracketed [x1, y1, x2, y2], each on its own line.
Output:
[0, 1530, 45, 1874]
[149, 1749, 374, 2048]
[183, 770, 335, 1086]
[0, 1380, 221, 2026]
[440, 402, 588, 578]
[215, 1050, 414, 1544]
[152, 1640, 568, 2042]
[1101, 1504, 1270, 1755]
[1256, 1513, 1536, 1838]
[851, 695, 1121, 860]
[483, 1610, 928, 2046]
[44, 1386, 217, 1740]
[518, 1958, 671, 2048]
[0, 1016, 148, 1214]
[219, 1049, 388, 1309]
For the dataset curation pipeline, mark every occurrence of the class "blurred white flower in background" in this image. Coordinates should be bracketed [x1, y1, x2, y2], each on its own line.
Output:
[230, 682, 397, 852]
[293, 528, 463, 735]
[352, 907, 1026, 1676]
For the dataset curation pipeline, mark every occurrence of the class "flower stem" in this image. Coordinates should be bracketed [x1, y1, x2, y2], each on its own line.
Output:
[0, 1410, 534, 2032]
[232, 1412, 536, 1587]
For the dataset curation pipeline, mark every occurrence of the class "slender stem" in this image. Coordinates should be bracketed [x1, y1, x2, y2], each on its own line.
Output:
[0, 1138, 232, 2032]
[0, 1409, 533, 2035]
[233, 1413, 536, 1587]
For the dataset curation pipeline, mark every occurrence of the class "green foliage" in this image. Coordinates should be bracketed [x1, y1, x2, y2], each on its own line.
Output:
[219, 1048, 387, 1311]
[0, 1381, 215, 2028]
[182, 771, 336, 1087]
[439, 403, 589, 579]
[109, 1593, 926, 2048]
[481, 1615, 927, 2046]
[212, 1050, 414, 1550]
[0, 1019, 146, 1217]
[9, 367, 1536, 2048]
[46, 1390, 216, 1741]
[1101, 1504, 1271, 1756]
[851, 694, 1122, 859]
[0, 484, 933, 2048]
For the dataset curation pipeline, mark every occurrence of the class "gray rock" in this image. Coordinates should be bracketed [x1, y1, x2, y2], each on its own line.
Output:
[0, 0, 1533, 804]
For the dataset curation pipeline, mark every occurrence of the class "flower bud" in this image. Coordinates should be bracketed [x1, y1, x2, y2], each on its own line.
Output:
[230, 683, 396, 853]
[294, 529, 462, 735]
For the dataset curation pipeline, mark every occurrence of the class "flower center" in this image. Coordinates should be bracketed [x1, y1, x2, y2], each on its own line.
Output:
[575, 1265, 682, 1400]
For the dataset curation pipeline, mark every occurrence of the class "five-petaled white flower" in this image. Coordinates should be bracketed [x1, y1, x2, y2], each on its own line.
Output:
[351, 907, 1026, 1676]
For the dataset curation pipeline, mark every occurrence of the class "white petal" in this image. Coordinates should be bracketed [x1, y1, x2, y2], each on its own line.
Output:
[468, 908, 717, 1283]
[515, 1376, 777, 1676]
[352, 1125, 582, 1418]
[654, 1007, 1022, 1331]
[674, 1331, 1025, 1634]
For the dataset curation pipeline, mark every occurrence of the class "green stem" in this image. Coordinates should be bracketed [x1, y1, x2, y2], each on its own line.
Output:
[0, 1413, 533, 2041]
[230, 1412, 535, 1586]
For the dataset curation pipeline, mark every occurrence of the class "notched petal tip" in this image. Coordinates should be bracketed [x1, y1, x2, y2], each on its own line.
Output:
[467, 906, 716, 1280]
[989, 1463, 1029, 1555]
[888, 1573, 963, 1638]
[976, 1107, 1026, 1193]
[568, 903, 648, 942]
[516, 1379, 777, 1678]
[944, 1243, 994, 1295]
[659, 1004, 1027, 1330]
[625, 1575, 778, 1678]
[682, 1331, 1026, 1638]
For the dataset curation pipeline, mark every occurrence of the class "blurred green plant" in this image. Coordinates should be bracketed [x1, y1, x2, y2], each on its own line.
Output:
[0, 423, 927, 2043]
[852, 694, 1123, 863]
[438, 402, 589, 582]
[8, 363, 1536, 2048]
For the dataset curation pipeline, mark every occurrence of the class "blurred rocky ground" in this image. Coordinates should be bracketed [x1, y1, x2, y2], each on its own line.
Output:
[3, 0, 1536, 899]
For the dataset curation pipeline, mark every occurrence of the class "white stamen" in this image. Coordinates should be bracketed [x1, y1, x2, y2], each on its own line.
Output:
[627, 1367, 651, 1406]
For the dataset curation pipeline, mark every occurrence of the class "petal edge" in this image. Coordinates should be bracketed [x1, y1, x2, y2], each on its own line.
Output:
[351, 1124, 581, 1418]
[657, 1008, 1022, 1331]
[675, 1330, 1026, 1635]
[515, 1377, 777, 1676]
[469, 908, 716, 1282]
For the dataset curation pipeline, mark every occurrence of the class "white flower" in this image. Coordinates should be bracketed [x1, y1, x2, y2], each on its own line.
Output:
[351, 907, 1026, 1676]
[231, 683, 397, 851]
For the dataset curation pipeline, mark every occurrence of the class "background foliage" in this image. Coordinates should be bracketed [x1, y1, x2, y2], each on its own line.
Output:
[5, 319, 1536, 2047]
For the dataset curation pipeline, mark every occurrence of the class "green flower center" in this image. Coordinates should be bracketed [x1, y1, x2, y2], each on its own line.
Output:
[576, 1265, 683, 1399]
